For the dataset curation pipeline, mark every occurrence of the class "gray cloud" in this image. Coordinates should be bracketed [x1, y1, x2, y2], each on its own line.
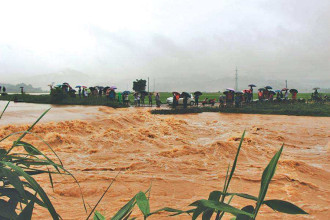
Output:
[0, 0, 329, 91]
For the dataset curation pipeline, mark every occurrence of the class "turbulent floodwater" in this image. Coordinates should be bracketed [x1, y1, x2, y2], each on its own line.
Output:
[0, 102, 329, 219]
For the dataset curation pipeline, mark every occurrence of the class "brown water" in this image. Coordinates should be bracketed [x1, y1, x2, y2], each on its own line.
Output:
[0, 102, 329, 219]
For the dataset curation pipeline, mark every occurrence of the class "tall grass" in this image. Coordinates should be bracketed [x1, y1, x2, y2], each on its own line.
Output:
[0, 101, 86, 219]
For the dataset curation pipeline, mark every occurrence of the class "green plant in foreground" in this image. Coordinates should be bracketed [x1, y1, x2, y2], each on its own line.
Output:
[0, 102, 86, 219]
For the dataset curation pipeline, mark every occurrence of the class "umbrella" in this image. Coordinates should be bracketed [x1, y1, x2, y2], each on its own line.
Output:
[226, 88, 235, 92]
[282, 88, 288, 91]
[290, 89, 298, 93]
[235, 91, 243, 94]
[110, 86, 117, 90]
[248, 84, 256, 87]
[223, 91, 229, 94]
[172, 92, 180, 96]
[258, 88, 266, 91]
[313, 87, 320, 90]
[103, 86, 110, 92]
[122, 91, 130, 95]
[275, 90, 281, 93]
[265, 86, 272, 89]
[243, 90, 251, 93]
[75, 86, 81, 88]
[181, 92, 191, 98]
[269, 90, 276, 95]
[56, 84, 62, 87]
[82, 86, 87, 88]
[194, 91, 203, 96]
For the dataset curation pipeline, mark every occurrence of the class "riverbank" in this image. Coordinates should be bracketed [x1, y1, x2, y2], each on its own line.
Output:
[151, 103, 330, 117]
[1, 93, 329, 117]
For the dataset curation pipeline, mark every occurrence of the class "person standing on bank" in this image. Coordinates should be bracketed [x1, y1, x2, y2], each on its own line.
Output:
[148, 93, 152, 106]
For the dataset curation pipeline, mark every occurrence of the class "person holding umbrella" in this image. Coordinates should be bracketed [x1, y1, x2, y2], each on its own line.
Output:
[258, 88, 264, 101]
[75, 86, 82, 98]
[194, 91, 202, 106]
[290, 89, 298, 101]
[248, 84, 256, 103]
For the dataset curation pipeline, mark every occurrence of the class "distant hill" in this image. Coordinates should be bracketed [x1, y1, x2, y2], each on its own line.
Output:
[0, 83, 45, 93]
[19, 69, 96, 90]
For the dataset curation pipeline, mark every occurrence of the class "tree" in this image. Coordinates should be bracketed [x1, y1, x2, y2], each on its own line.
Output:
[133, 79, 147, 92]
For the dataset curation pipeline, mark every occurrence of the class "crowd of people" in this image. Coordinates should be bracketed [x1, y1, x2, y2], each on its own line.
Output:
[50, 83, 163, 107]
[217, 85, 301, 108]
[48, 82, 325, 108]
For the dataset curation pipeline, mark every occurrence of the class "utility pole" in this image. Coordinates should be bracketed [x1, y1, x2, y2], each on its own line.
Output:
[285, 80, 288, 88]
[235, 67, 238, 91]
[148, 77, 149, 93]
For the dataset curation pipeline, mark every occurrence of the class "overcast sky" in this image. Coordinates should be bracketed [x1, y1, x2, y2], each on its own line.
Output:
[0, 0, 329, 89]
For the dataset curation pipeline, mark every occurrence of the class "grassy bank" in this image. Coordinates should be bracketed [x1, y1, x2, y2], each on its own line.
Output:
[0, 94, 125, 107]
[1, 92, 324, 105]
[151, 103, 330, 116]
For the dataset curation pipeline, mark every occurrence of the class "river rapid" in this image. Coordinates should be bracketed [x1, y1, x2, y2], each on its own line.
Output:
[0, 101, 329, 219]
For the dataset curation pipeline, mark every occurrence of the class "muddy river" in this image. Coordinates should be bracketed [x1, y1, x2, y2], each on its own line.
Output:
[0, 101, 329, 219]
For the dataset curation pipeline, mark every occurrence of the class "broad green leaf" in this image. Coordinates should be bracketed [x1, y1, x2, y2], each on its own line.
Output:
[0, 199, 18, 219]
[192, 205, 207, 220]
[254, 145, 283, 218]
[0, 167, 27, 202]
[112, 196, 136, 220]
[148, 207, 194, 217]
[264, 200, 308, 214]
[191, 199, 253, 218]
[0, 188, 45, 207]
[202, 191, 222, 220]
[123, 211, 133, 220]
[1, 161, 59, 220]
[136, 191, 150, 216]
[0, 148, 7, 156]
[236, 205, 254, 220]
[15, 141, 41, 155]
[17, 201, 35, 220]
[93, 211, 106, 220]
